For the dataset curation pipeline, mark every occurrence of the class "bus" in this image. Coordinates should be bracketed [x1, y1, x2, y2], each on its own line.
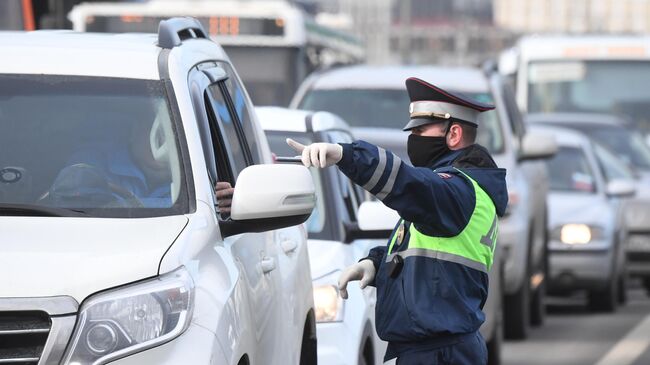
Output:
[499, 35, 650, 138]
[68, 0, 365, 106]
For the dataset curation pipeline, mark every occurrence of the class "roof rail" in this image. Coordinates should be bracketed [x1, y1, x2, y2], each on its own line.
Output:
[158, 17, 208, 49]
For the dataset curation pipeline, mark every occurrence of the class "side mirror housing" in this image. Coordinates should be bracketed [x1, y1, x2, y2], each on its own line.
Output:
[606, 179, 636, 198]
[518, 131, 558, 162]
[344, 201, 400, 243]
[220, 164, 315, 237]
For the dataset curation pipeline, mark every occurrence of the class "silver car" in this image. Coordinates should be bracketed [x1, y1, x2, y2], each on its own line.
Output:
[529, 124, 635, 312]
[527, 113, 650, 298]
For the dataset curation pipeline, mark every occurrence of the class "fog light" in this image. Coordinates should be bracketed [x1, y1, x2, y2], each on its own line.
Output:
[86, 323, 118, 355]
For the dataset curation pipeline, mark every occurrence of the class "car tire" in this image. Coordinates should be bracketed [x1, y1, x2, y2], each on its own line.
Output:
[504, 280, 530, 340]
[529, 278, 546, 327]
[530, 217, 547, 327]
[358, 337, 374, 365]
[487, 317, 503, 365]
[299, 313, 317, 365]
[588, 275, 619, 313]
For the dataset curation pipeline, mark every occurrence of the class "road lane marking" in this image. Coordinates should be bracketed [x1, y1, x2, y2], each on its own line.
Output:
[595, 313, 650, 365]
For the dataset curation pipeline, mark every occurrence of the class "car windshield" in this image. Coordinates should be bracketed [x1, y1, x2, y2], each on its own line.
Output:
[265, 132, 326, 234]
[544, 146, 597, 193]
[572, 125, 650, 170]
[300, 89, 504, 154]
[528, 60, 650, 134]
[0, 74, 188, 217]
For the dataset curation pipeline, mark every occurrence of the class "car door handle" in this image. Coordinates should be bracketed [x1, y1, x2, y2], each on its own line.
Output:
[260, 257, 276, 274]
[281, 240, 298, 254]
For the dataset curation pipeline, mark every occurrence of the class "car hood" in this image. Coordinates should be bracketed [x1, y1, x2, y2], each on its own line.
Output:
[548, 193, 612, 229]
[0, 215, 188, 303]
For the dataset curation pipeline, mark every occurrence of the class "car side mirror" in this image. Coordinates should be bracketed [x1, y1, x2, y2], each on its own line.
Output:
[220, 164, 315, 237]
[344, 201, 400, 243]
[518, 131, 558, 162]
[606, 179, 636, 198]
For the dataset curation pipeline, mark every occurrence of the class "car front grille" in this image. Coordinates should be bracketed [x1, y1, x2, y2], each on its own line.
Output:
[0, 297, 78, 365]
[0, 311, 51, 365]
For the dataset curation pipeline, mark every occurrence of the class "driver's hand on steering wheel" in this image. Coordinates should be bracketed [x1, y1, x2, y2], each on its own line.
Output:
[214, 181, 234, 213]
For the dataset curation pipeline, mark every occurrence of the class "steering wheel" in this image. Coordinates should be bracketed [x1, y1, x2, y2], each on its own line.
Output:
[41, 163, 144, 208]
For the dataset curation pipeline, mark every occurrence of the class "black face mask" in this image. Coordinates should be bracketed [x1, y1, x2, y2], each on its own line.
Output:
[407, 134, 450, 167]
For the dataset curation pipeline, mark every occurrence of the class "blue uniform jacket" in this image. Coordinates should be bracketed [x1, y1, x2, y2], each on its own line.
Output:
[336, 140, 508, 360]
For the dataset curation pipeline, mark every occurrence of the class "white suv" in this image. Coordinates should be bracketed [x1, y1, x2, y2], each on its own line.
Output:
[0, 19, 317, 365]
[257, 107, 399, 365]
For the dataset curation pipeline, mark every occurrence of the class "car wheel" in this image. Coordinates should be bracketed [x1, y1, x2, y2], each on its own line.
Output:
[530, 218, 547, 327]
[299, 314, 317, 365]
[358, 337, 374, 365]
[504, 280, 530, 340]
[529, 278, 546, 327]
[487, 317, 503, 365]
[588, 276, 619, 313]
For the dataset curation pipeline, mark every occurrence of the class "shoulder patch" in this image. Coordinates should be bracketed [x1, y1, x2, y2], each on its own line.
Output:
[437, 172, 453, 179]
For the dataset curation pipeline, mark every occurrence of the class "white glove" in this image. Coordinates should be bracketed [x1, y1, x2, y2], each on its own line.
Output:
[338, 260, 376, 299]
[286, 138, 343, 168]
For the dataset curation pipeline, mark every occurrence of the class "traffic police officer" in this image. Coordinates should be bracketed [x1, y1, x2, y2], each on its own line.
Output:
[287, 77, 508, 364]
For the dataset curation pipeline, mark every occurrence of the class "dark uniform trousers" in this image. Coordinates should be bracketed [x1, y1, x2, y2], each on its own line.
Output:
[395, 332, 487, 365]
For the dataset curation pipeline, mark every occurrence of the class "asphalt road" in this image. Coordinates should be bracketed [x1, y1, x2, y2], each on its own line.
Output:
[503, 285, 650, 365]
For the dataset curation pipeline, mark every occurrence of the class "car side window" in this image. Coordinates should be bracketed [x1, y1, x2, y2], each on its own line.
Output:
[216, 61, 262, 165]
[205, 82, 251, 182]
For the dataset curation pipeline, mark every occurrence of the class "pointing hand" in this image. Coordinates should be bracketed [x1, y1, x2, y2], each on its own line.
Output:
[286, 138, 343, 168]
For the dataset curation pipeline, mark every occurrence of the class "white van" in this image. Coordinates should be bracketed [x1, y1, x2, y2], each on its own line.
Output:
[0, 19, 316, 365]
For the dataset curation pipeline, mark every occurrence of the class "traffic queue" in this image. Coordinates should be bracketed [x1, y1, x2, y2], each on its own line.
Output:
[2, 7, 650, 365]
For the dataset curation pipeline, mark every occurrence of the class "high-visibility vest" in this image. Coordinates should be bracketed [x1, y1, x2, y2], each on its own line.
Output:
[386, 168, 497, 273]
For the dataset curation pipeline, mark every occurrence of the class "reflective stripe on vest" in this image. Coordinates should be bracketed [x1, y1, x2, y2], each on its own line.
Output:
[386, 168, 497, 273]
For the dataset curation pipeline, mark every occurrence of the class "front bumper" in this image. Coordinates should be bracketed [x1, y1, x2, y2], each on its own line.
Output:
[547, 244, 613, 293]
[626, 233, 650, 277]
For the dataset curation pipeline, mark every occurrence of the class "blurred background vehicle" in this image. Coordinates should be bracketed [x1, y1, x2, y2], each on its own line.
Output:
[292, 65, 556, 341]
[68, 0, 364, 106]
[527, 113, 650, 299]
[257, 107, 393, 365]
[499, 35, 650, 141]
[528, 124, 636, 312]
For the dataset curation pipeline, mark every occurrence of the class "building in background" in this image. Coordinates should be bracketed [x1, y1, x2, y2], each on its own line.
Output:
[495, 0, 650, 34]
[309, 0, 514, 66]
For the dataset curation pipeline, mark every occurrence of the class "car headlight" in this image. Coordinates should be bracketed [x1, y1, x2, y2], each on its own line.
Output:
[552, 224, 603, 245]
[63, 267, 194, 365]
[313, 271, 344, 323]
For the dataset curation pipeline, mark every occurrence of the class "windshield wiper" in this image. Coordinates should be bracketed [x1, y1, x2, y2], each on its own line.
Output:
[0, 203, 89, 217]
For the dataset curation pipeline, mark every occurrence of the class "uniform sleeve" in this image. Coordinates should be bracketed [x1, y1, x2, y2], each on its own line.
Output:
[337, 140, 474, 236]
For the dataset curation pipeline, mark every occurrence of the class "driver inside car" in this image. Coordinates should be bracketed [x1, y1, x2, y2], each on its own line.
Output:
[47, 120, 234, 212]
